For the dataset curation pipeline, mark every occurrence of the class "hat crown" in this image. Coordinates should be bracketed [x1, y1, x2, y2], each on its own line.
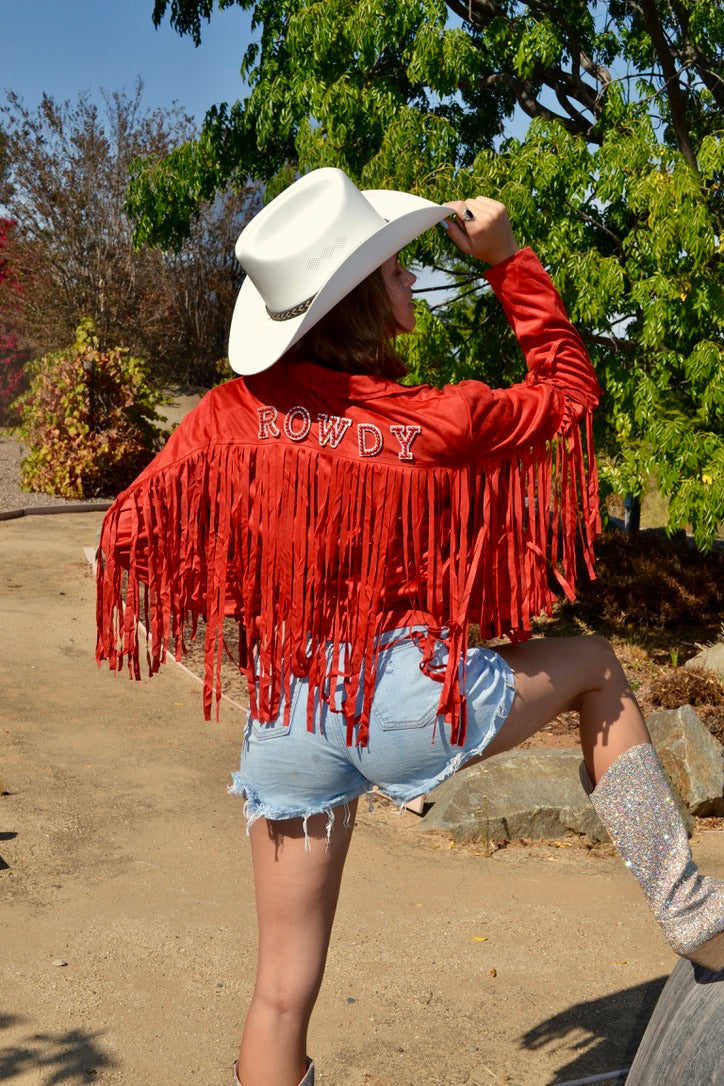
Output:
[236, 168, 385, 314]
[228, 166, 449, 375]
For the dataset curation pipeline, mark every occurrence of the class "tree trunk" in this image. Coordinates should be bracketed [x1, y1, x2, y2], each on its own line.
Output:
[625, 956, 724, 1085]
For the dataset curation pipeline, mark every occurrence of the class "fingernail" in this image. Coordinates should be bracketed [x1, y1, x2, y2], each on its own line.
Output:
[439, 219, 451, 231]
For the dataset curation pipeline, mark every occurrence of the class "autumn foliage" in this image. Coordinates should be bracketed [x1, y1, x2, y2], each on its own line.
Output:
[15, 320, 168, 499]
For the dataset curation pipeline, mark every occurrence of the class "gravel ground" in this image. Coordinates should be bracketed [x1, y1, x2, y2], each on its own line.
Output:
[0, 428, 113, 517]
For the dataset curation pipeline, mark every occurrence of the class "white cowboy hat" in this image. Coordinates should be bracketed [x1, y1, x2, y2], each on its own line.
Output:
[228, 167, 450, 375]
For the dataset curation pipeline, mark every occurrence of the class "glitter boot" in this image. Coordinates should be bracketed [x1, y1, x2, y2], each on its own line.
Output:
[233, 1058, 314, 1086]
[581, 743, 724, 970]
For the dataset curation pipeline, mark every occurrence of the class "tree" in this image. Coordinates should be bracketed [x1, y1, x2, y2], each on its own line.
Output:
[160, 183, 261, 385]
[0, 217, 30, 423]
[134, 0, 724, 547]
[0, 84, 256, 387]
[0, 125, 8, 187]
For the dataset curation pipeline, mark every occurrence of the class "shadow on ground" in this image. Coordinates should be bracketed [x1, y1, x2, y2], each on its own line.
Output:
[522, 975, 668, 1085]
[0, 1012, 115, 1083]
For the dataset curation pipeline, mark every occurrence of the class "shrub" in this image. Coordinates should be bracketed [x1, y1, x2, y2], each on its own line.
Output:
[648, 664, 724, 745]
[14, 320, 169, 499]
[562, 529, 724, 637]
[649, 665, 724, 712]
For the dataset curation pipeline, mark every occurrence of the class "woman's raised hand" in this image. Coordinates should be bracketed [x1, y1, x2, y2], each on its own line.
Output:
[443, 196, 519, 267]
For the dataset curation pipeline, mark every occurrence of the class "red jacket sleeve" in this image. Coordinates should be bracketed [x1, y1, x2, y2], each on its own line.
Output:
[456, 247, 601, 457]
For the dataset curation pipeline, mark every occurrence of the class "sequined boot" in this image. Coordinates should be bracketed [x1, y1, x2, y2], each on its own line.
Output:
[233, 1058, 314, 1086]
[581, 743, 724, 970]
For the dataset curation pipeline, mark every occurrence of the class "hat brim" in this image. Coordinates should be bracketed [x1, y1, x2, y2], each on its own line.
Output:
[228, 190, 450, 376]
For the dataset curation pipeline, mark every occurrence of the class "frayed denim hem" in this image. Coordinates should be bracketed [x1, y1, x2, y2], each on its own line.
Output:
[228, 774, 361, 850]
[380, 744, 479, 810]
[227, 658, 516, 840]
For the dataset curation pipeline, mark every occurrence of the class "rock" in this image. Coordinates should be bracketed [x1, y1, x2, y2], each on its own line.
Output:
[416, 706, 722, 843]
[647, 706, 724, 817]
[418, 748, 607, 844]
[684, 640, 724, 680]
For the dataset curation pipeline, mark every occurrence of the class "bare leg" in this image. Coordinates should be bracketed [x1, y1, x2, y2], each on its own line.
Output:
[478, 635, 650, 784]
[237, 800, 357, 1086]
[468, 636, 724, 965]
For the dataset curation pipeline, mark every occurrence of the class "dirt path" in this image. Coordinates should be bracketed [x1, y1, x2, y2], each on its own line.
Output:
[2, 512, 722, 1086]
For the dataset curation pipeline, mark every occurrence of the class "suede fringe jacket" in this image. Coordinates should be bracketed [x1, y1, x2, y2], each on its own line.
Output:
[96, 249, 602, 746]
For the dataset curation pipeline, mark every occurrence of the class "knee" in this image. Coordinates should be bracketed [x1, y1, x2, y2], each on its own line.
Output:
[585, 633, 616, 660]
[580, 635, 627, 689]
[562, 636, 625, 715]
[252, 967, 322, 1023]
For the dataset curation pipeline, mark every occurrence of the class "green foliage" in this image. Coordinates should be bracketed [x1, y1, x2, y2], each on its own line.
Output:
[15, 321, 169, 499]
[460, 116, 724, 548]
[152, 0, 241, 46]
[142, 0, 724, 545]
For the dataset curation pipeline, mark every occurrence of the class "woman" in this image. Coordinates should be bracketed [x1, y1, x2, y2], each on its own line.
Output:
[96, 168, 723, 1086]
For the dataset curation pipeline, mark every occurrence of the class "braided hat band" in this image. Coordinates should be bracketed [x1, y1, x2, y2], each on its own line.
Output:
[267, 295, 315, 322]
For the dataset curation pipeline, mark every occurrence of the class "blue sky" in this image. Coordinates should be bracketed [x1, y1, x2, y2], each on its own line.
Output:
[2, 0, 254, 122]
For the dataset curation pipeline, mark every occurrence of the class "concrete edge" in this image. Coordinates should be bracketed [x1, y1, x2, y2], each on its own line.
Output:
[0, 502, 112, 521]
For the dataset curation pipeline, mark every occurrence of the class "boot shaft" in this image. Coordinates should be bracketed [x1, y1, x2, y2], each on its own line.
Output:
[584, 743, 724, 970]
[234, 1058, 315, 1086]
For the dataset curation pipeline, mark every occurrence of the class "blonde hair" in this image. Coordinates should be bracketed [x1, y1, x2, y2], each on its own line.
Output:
[286, 267, 407, 378]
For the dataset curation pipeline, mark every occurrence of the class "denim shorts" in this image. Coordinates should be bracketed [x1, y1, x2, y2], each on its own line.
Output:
[229, 628, 516, 831]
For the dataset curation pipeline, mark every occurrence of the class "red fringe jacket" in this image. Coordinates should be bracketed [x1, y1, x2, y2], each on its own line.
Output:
[96, 248, 602, 746]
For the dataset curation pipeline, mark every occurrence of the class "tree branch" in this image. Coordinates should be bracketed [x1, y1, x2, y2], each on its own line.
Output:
[669, 0, 724, 109]
[583, 332, 637, 353]
[578, 51, 613, 91]
[427, 283, 489, 311]
[446, 0, 499, 26]
[546, 64, 602, 115]
[443, 0, 608, 142]
[479, 72, 601, 142]
[637, 0, 699, 171]
[569, 206, 625, 253]
[443, 0, 469, 25]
